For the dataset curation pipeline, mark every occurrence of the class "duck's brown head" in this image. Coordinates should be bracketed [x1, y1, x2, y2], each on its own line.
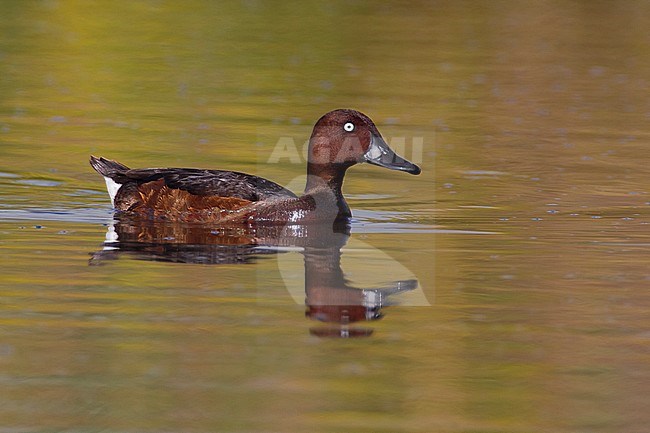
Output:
[307, 109, 421, 179]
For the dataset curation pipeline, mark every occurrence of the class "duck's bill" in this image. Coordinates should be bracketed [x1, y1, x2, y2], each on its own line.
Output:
[364, 134, 421, 175]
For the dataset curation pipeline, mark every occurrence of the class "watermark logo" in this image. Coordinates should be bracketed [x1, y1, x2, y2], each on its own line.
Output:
[259, 129, 432, 312]
[266, 136, 426, 165]
[276, 236, 431, 308]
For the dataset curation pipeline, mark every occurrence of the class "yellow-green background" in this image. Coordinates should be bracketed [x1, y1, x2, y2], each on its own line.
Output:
[1, 1, 650, 432]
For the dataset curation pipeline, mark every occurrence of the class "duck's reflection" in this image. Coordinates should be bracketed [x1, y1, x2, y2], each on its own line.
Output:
[91, 216, 418, 337]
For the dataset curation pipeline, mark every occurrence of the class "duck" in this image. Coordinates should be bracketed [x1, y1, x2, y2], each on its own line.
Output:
[90, 109, 420, 225]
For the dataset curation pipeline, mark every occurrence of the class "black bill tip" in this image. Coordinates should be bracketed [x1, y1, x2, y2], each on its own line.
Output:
[365, 134, 421, 175]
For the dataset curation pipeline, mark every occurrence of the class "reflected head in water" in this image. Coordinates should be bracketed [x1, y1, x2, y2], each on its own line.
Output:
[89, 109, 420, 226]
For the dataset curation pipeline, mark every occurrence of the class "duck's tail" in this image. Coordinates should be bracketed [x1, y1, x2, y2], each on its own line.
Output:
[89, 155, 130, 177]
[89, 156, 130, 206]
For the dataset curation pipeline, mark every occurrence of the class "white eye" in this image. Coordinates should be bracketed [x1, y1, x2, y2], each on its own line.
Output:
[343, 122, 355, 132]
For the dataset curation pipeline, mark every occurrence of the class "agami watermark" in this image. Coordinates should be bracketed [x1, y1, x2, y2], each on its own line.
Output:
[266, 136, 425, 165]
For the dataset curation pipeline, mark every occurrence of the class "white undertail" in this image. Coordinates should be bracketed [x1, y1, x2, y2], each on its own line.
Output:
[103, 177, 122, 207]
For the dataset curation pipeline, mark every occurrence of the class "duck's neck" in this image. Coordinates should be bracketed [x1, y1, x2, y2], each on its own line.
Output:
[305, 162, 352, 219]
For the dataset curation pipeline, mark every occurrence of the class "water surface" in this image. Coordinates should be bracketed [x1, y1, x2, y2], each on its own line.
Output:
[1, 2, 650, 432]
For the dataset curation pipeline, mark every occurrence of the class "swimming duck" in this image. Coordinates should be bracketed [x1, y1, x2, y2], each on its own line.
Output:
[90, 109, 420, 224]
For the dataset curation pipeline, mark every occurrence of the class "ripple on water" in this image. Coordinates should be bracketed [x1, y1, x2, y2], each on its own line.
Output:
[0, 207, 113, 224]
[352, 209, 495, 234]
[0, 172, 20, 178]
[13, 179, 63, 187]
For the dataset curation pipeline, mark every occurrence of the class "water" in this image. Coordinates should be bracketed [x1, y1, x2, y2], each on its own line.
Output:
[1, 2, 650, 432]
